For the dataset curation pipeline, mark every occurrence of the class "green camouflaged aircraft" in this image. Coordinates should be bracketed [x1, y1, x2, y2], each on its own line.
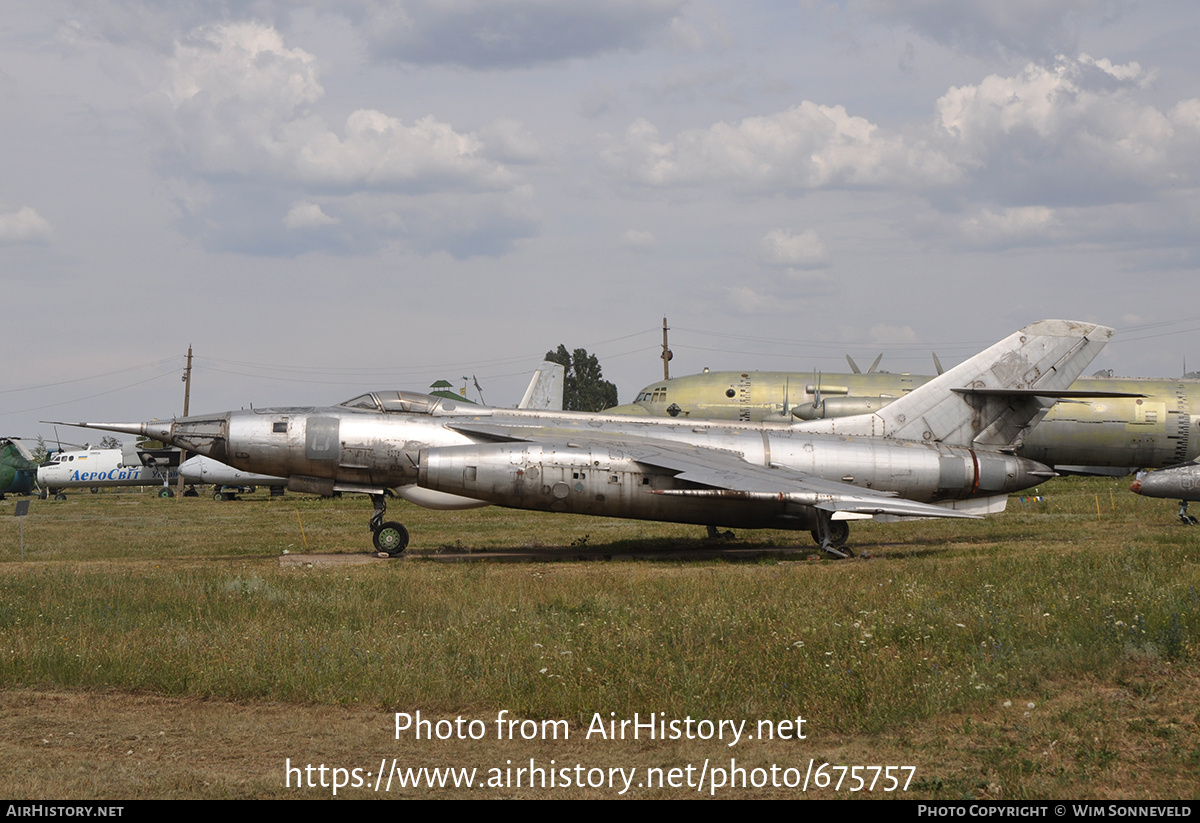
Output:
[0, 438, 40, 499]
[607, 368, 1198, 473]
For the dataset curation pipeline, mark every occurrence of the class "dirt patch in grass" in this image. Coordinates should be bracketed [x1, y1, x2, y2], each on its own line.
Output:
[4, 659, 1197, 800]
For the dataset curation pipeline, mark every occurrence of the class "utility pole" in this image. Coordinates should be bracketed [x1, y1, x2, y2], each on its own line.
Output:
[661, 317, 672, 380]
[183, 345, 192, 417]
[176, 346, 192, 496]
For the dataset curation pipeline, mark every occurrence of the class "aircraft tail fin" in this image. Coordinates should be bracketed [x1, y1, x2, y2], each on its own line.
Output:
[2, 438, 37, 466]
[518, 361, 565, 411]
[795, 320, 1113, 449]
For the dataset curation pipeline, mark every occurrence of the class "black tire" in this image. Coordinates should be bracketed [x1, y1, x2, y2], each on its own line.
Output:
[213, 491, 224, 501]
[159, 488, 174, 499]
[373, 521, 410, 556]
[810, 520, 850, 548]
[54, 492, 66, 501]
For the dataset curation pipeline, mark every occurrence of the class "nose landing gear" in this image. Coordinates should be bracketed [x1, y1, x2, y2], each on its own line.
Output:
[370, 493, 409, 556]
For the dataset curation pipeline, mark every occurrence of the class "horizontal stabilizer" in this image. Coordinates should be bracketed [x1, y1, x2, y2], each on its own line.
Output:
[950, 388, 1144, 399]
[794, 320, 1113, 449]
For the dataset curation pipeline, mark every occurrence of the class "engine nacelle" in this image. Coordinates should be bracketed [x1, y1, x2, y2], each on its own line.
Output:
[791, 396, 895, 421]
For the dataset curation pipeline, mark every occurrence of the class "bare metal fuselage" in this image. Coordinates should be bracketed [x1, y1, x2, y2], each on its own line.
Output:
[611, 374, 1199, 471]
[145, 401, 1045, 532]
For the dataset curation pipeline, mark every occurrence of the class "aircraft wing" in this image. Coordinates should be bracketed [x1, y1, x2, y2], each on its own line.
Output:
[446, 422, 980, 520]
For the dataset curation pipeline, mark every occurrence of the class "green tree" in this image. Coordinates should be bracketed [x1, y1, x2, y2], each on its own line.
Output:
[545, 344, 619, 412]
[31, 436, 48, 465]
[98, 436, 121, 450]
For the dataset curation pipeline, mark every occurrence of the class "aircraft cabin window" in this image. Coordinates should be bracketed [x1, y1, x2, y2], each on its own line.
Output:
[376, 391, 437, 414]
[341, 394, 381, 411]
[272, 422, 287, 433]
[340, 391, 438, 414]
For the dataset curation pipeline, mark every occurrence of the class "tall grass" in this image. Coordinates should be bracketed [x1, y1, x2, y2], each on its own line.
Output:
[2, 476, 1198, 736]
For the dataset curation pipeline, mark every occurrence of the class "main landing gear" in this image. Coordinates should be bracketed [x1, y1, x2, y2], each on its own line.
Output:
[370, 493, 409, 557]
[811, 512, 853, 559]
[1179, 501, 1198, 525]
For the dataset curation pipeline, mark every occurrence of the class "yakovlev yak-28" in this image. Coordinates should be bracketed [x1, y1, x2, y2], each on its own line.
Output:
[59, 320, 1111, 558]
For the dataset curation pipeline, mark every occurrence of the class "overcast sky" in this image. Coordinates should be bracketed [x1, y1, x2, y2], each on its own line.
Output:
[4, 0, 1200, 439]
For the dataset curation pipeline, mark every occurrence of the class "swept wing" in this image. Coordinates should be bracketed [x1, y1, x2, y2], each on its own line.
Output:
[443, 422, 979, 521]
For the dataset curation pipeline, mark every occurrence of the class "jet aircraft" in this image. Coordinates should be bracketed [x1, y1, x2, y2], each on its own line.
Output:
[59, 320, 1110, 558]
[179, 455, 287, 500]
[0, 439, 39, 499]
[609, 368, 1196, 474]
[1129, 464, 1200, 524]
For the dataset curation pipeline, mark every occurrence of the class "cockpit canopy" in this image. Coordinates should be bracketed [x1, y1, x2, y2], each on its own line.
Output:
[339, 391, 444, 414]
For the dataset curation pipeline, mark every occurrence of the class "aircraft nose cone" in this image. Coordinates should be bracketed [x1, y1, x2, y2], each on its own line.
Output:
[1129, 479, 1142, 494]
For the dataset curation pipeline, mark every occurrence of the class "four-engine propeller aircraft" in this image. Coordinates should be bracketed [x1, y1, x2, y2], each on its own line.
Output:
[610, 367, 1196, 475]
[57, 320, 1111, 558]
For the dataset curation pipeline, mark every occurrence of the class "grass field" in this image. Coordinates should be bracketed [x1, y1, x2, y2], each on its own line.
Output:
[1, 478, 1198, 799]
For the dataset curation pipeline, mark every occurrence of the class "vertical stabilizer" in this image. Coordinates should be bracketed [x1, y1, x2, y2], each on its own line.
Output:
[795, 320, 1114, 448]
[518, 361, 565, 411]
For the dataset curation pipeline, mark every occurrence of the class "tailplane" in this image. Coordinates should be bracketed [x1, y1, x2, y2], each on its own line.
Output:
[794, 319, 1114, 449]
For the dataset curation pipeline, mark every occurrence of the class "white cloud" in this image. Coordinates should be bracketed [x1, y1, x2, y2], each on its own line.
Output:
[284, 201, 339, 230]
[934, 54, 1200, 202]
[605, 103, 959, 191]
[620, 229, 655, 250]
[476, 119, 542, 164]
[759, 229, 830, 269]
[605, 52, 1200, 223]
[165, 22, 518, 191]
[0, 207, 52, 244]
[957, 206, 1058, 246]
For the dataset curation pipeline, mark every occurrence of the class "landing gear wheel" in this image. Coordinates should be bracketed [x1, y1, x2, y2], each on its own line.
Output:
[54, 492, 66, 501]
[373, 521, 409, 556]
[90, 487, 99, 494]
[158, 487, 174, 498]
[183, 486, 198, 498]
[811, 516, 854, 559]
[1178, 502, 1198, 525]
[213, 491, 224, 501]
[810, 520, 849, 549]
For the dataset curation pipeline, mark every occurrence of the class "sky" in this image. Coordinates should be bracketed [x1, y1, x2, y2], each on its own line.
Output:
[4, 0, 1200, 440]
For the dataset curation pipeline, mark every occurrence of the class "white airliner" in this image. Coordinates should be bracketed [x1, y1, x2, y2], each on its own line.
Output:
[37, 442, 179, 499]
